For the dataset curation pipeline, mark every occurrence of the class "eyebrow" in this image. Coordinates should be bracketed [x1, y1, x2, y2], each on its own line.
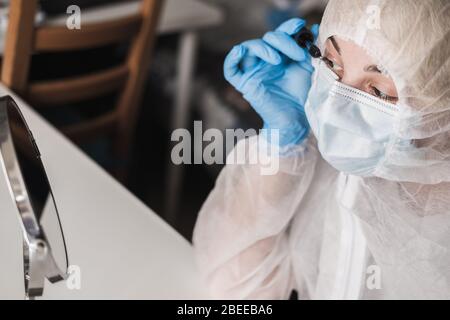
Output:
[328, 37, 386, 76]
[364, 65, 382, 73]
[329, 36, 341, 54]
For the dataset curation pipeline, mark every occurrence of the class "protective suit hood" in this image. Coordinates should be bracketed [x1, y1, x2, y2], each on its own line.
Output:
[319, 0, 450, 184]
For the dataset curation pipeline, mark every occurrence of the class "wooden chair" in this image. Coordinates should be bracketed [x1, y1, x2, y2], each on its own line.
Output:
[1, 0, 164, 181]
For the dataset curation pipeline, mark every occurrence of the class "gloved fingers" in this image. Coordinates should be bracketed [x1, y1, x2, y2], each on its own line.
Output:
[311, 24, 320, 41]
[263, 31, 306, 62]
[275, 18, 306, 36]
[241, 55, 260, 73]
[241, 63, 285, 96]
[224, 40, 282, 85]
[280, 64, 311, 92]
[299, 59, 314, 73]
[224, 45, 246, 85]
[240, 39, 282, 65]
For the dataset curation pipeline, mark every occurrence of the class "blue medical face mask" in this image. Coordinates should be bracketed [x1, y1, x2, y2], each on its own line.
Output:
[305, 61, 400, 176]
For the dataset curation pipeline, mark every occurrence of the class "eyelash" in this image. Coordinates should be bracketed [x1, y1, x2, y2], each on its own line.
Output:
[323, 57, 397, 103]
[323, 57, 342, 72]
[370, 86, 397, 102]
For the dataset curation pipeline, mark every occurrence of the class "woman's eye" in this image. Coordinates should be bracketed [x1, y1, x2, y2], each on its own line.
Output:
[370, 86, 398, 103]
[323, 57, 333, 68]
[323, 57, 343, 73]
[323, 57, 344, 77]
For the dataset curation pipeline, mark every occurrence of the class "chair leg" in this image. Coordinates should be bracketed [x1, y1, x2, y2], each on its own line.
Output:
[113, 130, 133, 184]
[164, 31, 198, 224]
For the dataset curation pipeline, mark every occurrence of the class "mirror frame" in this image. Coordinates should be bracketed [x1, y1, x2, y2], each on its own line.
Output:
[0, 95, 68, 299]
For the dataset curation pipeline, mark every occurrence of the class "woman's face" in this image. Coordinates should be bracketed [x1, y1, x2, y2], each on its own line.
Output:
[322, 36, 399, 104]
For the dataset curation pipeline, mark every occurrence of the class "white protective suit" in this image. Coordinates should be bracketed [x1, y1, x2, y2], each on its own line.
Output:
[193, 0, 450, 299]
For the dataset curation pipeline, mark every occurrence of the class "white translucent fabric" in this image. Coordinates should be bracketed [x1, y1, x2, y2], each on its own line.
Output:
[193, 0, 450, 299]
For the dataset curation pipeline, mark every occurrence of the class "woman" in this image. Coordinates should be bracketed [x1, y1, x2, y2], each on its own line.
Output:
[193, 0, 450, 299]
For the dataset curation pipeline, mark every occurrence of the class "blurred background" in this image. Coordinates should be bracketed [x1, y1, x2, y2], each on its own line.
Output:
[0, 0, 328, 240]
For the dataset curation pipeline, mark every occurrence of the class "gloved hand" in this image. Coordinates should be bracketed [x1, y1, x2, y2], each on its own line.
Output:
[224, 18, 319, 147]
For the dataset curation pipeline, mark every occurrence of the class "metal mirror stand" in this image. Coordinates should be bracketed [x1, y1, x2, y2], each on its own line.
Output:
[0, 95, 67, 299]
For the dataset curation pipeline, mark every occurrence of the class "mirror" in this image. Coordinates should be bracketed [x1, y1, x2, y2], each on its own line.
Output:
[0, 95, 68, 299]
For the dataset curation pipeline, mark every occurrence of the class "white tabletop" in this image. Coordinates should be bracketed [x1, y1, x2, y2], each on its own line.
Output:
[0, 84, 208, 299]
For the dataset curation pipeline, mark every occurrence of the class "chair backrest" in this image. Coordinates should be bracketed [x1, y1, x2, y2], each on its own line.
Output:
[1, 0, 163, 149]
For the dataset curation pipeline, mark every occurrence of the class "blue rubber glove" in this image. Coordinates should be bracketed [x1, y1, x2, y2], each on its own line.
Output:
[224, 18, 319, 147]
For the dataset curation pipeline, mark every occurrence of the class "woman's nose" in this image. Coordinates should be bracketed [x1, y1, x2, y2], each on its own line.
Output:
[340, 74, 366, 92]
